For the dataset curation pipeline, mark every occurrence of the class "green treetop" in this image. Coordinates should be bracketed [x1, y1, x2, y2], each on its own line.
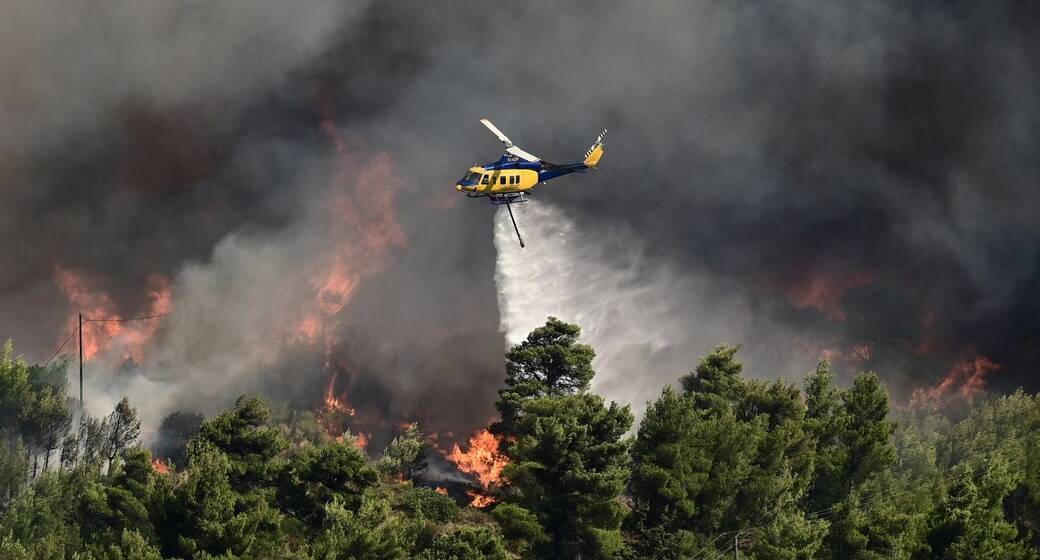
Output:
[493, 317, 596, 438]
[493, 318, 633, 560]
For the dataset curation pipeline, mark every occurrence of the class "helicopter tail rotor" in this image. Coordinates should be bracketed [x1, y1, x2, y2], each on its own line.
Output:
[583, 129, 607, 168]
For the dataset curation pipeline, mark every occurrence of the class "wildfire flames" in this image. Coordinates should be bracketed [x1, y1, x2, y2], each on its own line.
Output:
[294, 99, 408, 448]
[55, 266, 171, 362]
[151, 457, 170, 474]
[467, 491, 497, 508]
[447, 428, 508, 507]
[816, 341, 874, 364]
[787, 271, 873, 321]
[353, 432, 370, 450]
[306, 126, 404, 323]
[912, 354, 1002, 406]
[322, 372, 356, 417]
[318, 371, 371, 451]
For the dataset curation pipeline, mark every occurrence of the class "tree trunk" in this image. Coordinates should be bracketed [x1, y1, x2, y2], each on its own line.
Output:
[23, 448, 31, 485]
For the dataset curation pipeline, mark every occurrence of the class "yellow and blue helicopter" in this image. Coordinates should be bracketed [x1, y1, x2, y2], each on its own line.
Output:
[456, 119, 606, 247]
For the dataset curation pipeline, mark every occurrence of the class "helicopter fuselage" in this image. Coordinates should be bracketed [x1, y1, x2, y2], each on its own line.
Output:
[455, 156, 588, 195]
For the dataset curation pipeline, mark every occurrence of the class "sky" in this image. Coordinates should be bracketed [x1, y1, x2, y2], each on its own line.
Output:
[1, 0, 1038, 443]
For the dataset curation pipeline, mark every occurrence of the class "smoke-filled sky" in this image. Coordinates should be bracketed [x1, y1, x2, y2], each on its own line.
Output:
[1, 1, 1038, 441]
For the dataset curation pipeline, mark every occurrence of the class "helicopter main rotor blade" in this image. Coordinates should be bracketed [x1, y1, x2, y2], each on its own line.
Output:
[480, 119, 513, 147]
[506, 146, 541, 163]
[480, 119, 542, 162]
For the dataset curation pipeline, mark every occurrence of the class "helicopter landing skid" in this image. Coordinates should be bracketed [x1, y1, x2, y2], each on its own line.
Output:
[488, 192, 528, 205]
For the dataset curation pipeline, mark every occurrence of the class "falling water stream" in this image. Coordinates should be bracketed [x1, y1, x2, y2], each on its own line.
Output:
[492, 200, 755, 417]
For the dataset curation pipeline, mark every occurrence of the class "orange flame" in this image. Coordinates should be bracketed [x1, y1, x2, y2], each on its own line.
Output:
[819, 347, 843, 362]
[332, 432, 369, 452]
[151, 457, 170, 474]
[318, 370, 361, 441]
[448, 429, 506, 487]
[293, 313, 323, 346]
[851, 342, 873, 361]
[322, 372, 356, 417]
[467, 490, 496, 508]
[354, 432, 369, 451]
[313, 256, 358, 317]
[300, 123, 404, 339]
[55, 266, 171, 362]
[912, 353, 1002, 406]
[787, 271, 873, 321]
[434, 486, 449, 495]
[318, 370, 377, 455]
[446, 428, 508, 507]
[303, 103, 408, 446]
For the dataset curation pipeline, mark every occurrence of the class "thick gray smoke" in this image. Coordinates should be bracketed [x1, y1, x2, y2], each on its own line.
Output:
[454, 0, 1040, 400]
[1, 1, 1038, 443]
[495, 201, 752, 417]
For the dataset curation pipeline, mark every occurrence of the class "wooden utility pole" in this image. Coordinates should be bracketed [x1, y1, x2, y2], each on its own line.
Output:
[78, 313, 83, 408]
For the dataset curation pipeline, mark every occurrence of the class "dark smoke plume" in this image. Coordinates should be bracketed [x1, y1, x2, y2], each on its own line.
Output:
[1, 1, 1038, 441]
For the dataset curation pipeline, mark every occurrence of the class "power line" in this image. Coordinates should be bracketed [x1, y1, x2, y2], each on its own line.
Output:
[39, 312, 174, 366]
[85, 312, 173, 323]
[43, 327, 78, 367]
[36, 311, 173, 409]
[690, 531, 737, 560]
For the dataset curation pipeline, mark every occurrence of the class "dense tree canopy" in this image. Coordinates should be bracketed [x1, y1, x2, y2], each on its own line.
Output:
[492, 318, 633, 559]
[0, 320, 1037, 559]
[493, 317, 598, 439]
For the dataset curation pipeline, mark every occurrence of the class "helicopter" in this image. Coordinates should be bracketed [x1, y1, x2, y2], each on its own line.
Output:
[456, 119, 606, 247]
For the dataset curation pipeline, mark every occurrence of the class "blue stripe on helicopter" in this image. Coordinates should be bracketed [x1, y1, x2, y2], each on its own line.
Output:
[481, 157, 544, 171]
[538, 164, 587, 181]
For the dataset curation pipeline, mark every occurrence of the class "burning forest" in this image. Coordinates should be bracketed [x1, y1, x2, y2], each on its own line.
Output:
[2, 0, 1040, 558]
[3, 0, 1038, 462]
[6, 313, 1040, 558]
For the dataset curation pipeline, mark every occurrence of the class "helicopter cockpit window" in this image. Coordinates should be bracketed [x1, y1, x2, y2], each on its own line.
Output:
[462, 171, 482, 184]
[481, 175, 490, 184]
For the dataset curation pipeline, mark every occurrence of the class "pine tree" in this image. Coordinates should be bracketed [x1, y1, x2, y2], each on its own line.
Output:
[494, 318, 633, 559]
[680, 344, 745, 412]
[21, 385, 72, 477]
[634, 346, 826, 558]
[843, 373, 896, 492]
[80, 416, 108, 469]
[104, 398, 141, 475]
[630, 386, 762, 553]
[277, 439, 378, 528]
[416, 525, 510, 560]
[501, 393, 633, 559]
[919, 458, 1036, 560]
[804, 360, 850, 511]
[160, 442, 282, 558]
[0, 439, 27, 507]
[493, 317, 596, 438]
[377, 422, 427, 480]
[192, 395, 287, 492]
[59, 431, 78, 471]
[0, 341, 31, 430]
[154, 411, 203, 468]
